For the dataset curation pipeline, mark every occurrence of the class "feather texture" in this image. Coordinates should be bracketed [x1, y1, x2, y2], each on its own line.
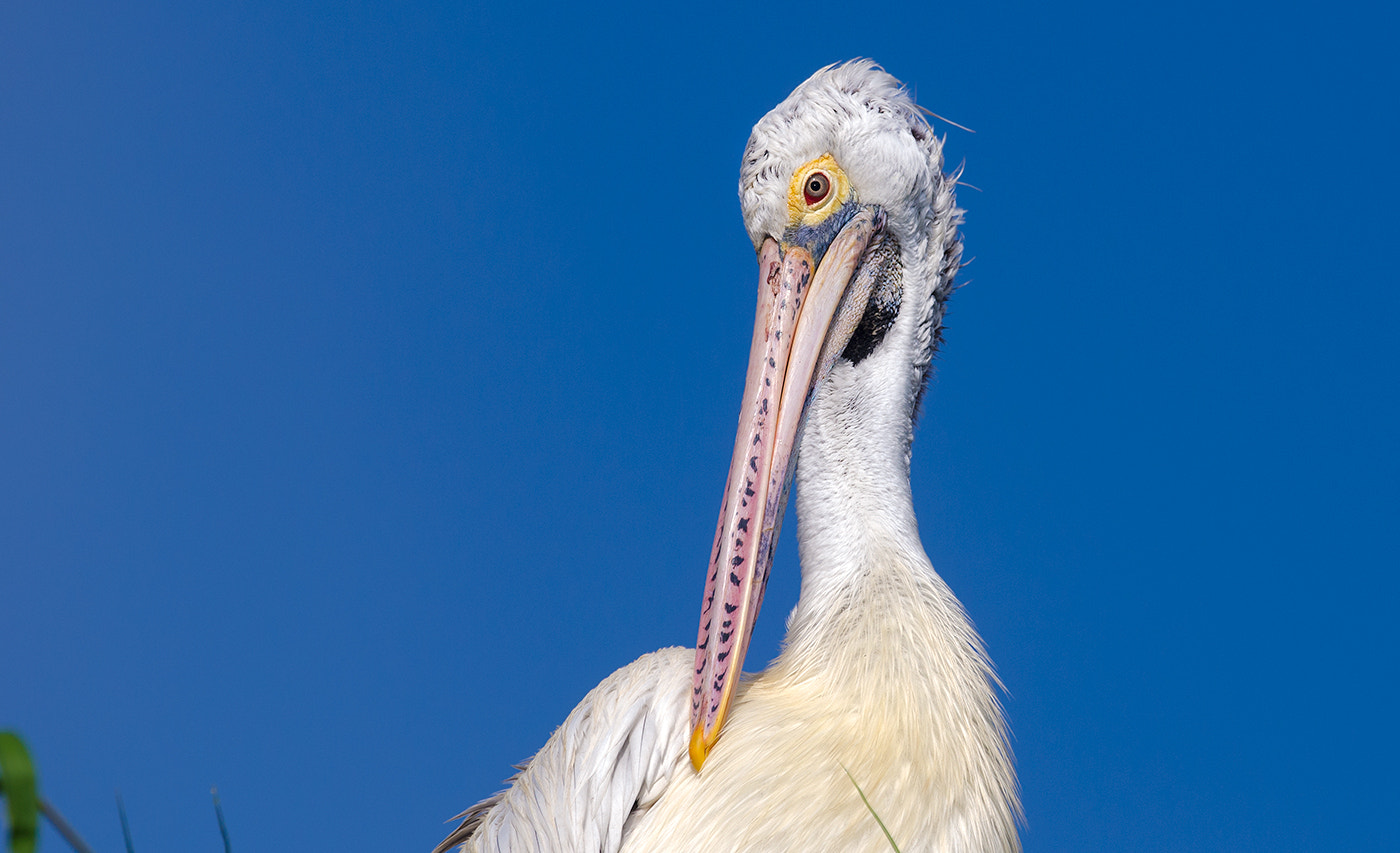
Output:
[435, 649, 692, 853]
[438, 60, 1019, 853]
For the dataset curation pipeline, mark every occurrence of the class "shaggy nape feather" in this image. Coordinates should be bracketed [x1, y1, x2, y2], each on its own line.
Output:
[438, 60, 1019, 853]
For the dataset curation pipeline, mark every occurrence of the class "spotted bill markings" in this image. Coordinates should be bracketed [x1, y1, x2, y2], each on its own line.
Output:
[691, 241, 810, 729]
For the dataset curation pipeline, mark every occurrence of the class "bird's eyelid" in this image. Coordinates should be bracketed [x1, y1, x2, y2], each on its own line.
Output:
[803, 171, 831, 205]
[787, 154, 851, 226]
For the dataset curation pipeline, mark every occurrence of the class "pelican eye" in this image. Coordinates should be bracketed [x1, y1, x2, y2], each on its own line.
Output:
[803, 172, 831, 206]
[786, 155, 849, 226]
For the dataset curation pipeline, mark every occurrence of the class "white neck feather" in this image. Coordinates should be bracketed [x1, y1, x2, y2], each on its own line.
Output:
[780, 261, 932, 660]
[768, 281, 1022, 852]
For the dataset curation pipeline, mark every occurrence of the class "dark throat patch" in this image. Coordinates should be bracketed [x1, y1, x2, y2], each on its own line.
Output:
[841, 238, 902, 365]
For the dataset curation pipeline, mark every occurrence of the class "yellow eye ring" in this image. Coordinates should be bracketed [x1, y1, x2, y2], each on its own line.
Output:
[787, 155, 850, 226]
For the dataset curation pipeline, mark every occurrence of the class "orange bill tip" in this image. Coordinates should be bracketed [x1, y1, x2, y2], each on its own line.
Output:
[689, 722, 711, 771]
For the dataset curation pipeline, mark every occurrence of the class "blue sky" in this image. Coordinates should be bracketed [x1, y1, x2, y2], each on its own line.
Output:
[3, 1, 1396, 850]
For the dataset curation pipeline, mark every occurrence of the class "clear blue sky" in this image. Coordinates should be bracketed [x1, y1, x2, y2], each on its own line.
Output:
[3, 1, 1396, 850]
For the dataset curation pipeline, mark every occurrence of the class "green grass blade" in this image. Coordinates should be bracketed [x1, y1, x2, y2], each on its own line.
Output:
[118, 789, 136, 853]
[840, 763, 901, 853]
[37, 799, 96, 853]
[0, 732, 40, 853]
[212, 787, 232, 853]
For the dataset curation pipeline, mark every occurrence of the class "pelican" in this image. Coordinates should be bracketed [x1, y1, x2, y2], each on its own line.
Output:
[437, 60, 1019, 853]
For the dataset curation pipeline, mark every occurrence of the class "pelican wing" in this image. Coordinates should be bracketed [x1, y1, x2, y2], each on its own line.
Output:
[436, 648, 693, 853]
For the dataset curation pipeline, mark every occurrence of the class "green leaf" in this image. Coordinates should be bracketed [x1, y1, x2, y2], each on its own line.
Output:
[0, 732, 40, 853]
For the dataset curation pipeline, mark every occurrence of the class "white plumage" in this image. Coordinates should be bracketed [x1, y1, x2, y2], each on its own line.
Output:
[438, 61, 1019, 853]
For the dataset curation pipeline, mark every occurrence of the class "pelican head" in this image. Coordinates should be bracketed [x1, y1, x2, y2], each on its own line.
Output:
[690, 60, 962, 769]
